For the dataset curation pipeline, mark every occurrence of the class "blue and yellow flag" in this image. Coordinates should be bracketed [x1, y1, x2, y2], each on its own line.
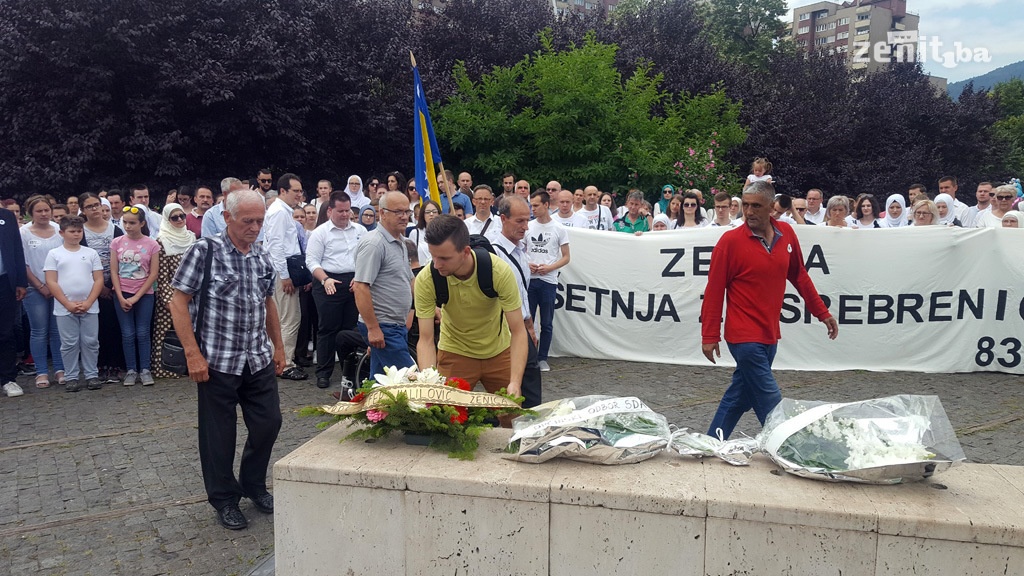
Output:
[413, 59, 443, 206]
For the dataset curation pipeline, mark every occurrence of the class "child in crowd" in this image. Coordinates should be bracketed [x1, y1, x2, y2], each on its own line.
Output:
[43, 216, 104, 392]
[110, 206, 161, 386]
[743, 158, 774, 189]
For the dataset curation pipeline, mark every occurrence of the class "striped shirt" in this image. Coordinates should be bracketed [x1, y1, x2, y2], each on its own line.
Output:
[171, 233, 276, 376]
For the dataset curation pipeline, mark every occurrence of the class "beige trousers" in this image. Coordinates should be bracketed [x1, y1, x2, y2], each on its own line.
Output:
[273, 277, 301, 369]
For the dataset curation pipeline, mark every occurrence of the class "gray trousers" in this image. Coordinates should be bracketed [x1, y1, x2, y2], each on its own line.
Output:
[56, 313, 99, 381]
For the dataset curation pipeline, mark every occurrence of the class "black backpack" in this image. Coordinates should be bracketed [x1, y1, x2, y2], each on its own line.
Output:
[431, 234, 500, 307]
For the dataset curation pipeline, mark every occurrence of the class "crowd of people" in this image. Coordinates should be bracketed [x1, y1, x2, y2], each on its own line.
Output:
[1, 163, 1021, 400]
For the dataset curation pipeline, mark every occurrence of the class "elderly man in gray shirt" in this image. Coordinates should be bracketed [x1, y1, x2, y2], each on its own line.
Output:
[353, 191, 416, 376]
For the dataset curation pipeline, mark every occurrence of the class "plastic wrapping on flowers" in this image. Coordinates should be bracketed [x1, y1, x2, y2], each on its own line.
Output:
[504, 395, 672, 465]
[759, 395, 966, 484]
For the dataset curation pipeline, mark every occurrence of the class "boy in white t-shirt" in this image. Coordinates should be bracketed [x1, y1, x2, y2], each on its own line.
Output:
[575, 185, 615, 231]
[526, 191, 571, 372]
[550, 190, 588, 228]
[43, 216, 104, 392]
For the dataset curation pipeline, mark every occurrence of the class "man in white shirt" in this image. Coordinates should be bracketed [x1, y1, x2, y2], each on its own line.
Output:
[306, 191, 365, 388]
[493, 195, 541, 407]
[129, 185, 162, 239]
[964, 182, 993, 228]
[264, 173, 308, 381]
[527, 191, 571, 372]
[938, 177, 970, 222]
[803, 189, 826, 224]
[710, 191, 737, 227]
[575, 186, 614, 231]
[464, 185, 502, 243]
[550, 190, 588, 228]
[975, 184, 1016, 228]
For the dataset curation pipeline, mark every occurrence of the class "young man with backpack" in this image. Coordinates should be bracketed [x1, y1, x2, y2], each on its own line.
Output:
[414, 215, 527, 400]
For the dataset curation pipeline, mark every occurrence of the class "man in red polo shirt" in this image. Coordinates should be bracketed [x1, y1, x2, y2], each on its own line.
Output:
[700, 180, 838, 439]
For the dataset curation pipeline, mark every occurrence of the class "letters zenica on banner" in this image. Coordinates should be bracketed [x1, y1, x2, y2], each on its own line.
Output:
[548, 226, 1024, 374]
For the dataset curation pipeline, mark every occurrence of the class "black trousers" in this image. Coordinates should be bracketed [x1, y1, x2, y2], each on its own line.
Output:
[312, 272, 358, 380]
[97, 295, 125, 370]
[0, 276, 18, 383]
[522, 336, 542, 409]
[197, 361, 282, 510]
[295, 286, 317, 361]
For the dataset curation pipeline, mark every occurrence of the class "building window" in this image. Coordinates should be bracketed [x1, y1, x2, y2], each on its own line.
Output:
[837, 32, 849, 40]
[798, 26, 810, 34]
[815, 37, 829, 46]
[838, 17, 850, 26]
[574, 0, 583, 5]
[826, 35, 835, 43]
[858, 14, 870, 20]
[816, 23, 829, 32]
[799, 13, 811, 21]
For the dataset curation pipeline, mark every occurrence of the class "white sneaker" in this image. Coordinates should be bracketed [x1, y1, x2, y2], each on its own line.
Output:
[123, 370, 138, 386]
[538, 360, 551, 372]
[140, 369, 155, 386]
[3, 382, 24, 397]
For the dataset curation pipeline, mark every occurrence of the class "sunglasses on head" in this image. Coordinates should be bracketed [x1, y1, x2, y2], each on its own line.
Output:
[122, 206, 141, 214]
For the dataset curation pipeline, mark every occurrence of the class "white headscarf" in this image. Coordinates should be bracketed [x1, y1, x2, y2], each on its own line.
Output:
[158, 203, 196, 256]
[933, 193, 957, 227]
[346, 174, 370, 209]
[652, 214, 674, 230]
[1002, 210, 1023, 228]
[882, 194, 908, 228]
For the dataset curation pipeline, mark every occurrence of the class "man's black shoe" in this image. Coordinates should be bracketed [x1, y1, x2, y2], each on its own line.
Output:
[279, 367, 308, 381]
[295, 355, 313, 367]
[248, 492, 274, 514]
[316, 377, 330, 389]
[217, 505, 248, 530]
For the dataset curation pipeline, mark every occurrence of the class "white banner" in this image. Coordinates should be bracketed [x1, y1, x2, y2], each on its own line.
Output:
[548, 226, 1024, 374]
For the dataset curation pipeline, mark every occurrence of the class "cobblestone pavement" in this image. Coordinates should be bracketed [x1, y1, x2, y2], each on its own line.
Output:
[1, 359, 1021, 575]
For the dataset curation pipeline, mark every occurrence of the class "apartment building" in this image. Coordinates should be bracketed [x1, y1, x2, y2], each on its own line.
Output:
[789, 0, 920, 73]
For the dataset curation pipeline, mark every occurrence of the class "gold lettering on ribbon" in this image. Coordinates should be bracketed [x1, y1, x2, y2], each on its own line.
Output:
[320, 383, 521, 415]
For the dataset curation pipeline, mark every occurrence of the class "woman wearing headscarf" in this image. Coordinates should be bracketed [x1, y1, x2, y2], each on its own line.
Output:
[344, 175, 371, 211]
[879, 194, 910, 228]
[933, 193, 963, 227]
[1001, 210, 1022, 228]
[359, 205, 377, 232]
[151, 203, 196, 379]
[653, 184, 675, 216]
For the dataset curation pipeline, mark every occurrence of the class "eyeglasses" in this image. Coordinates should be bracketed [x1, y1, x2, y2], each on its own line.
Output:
[914, 211, 932, 217]
[424, 209, 439, 215]
[122, 206, 141, 214]
[546, 187, 558, 191]
[258, 178, 272, 184]
[380, 208, 414, 217]
[996, 195, 1014, 200]
[683, 203, 698, 208]
[169, 214, 187, 222]
[82, 203, 101, 210]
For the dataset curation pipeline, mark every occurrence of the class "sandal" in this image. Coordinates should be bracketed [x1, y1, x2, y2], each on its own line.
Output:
[35, 375, 51, 388]
[55, 371, 66, 385]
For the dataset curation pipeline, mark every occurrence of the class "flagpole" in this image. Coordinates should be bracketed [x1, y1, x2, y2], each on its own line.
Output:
[410, 52, 456, 214]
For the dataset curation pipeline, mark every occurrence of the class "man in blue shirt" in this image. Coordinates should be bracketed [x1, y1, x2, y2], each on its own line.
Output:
[437, 170, 473, 216]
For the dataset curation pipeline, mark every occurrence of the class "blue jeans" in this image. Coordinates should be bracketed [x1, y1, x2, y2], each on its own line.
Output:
[527, 279, 557, 361]
[23, 288, 64, 375]
[113, 292, 154, 372]
[357, 322, 414, 378]
[707, 342, 781, 440]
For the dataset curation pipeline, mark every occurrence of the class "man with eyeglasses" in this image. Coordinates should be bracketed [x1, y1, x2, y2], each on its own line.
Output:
[975, 184, 1016, 228]
[263, 173, 309, 381]
[803, 189, 826, 224]
[465, 185, 502, 243]
[710, 191, 737, 227]
[790, 198, 815, 225]
[353, 191, 417, 378]
[257, 169, 273, 194]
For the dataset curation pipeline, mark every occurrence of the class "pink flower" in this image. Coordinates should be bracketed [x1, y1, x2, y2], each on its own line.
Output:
[366, 409, 388, 423]
[688, 148, 696, 156]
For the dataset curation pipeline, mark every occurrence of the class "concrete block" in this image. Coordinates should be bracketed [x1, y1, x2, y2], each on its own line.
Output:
[549, 453, 707, 517]
[705, 517, 877, 576]
[875, 534, 1024, 576]
[274, 480, 405, 575]
[405, 491, 548, 576]
[550, 503, 704, 576]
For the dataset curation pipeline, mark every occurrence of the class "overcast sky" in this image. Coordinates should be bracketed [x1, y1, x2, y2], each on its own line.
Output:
[787, 0, 1023, 82]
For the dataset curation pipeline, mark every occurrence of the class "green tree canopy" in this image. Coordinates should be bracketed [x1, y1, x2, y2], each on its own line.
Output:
[699, 0, 789, 69]
[433, 31, 746, 194]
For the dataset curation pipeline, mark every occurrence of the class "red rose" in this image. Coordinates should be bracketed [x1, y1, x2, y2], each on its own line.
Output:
[449, 406, 468, 424]
[350, 392, 365, 403]
[447, 377, 472, 391]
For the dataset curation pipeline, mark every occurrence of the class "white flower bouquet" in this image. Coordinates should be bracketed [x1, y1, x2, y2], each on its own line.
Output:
[671, 395, 966, 484]
[505, 395, 672, 465]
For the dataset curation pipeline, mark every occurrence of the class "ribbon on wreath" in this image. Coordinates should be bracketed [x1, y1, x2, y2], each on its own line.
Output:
[320, 383, 521, 415]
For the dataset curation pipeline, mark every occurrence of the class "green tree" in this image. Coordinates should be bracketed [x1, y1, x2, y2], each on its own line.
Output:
[433, 32, 745, 194]
[699, 0, 789, 69]
[992, 79, 1024, 176]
